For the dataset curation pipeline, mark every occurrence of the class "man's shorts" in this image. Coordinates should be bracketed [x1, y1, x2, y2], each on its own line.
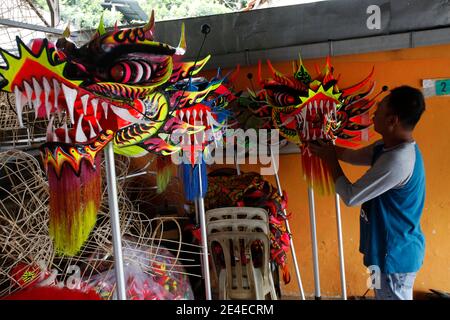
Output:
[374, 272, 417, 300]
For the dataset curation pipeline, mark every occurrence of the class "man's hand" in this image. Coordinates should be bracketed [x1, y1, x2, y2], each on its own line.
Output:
[308, 139, 344, 181]
[308, 139, 338, 163]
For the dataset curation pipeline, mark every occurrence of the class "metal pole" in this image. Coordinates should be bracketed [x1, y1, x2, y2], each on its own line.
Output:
[197, 163, 212, 300]
[335, 194, 347, 300]
[307, 186, 321, 299]
[270, 151, 306, 300]
[194, 198, 200, 225]
[104, 142, 127, 300]
[331, 103, 347, 300]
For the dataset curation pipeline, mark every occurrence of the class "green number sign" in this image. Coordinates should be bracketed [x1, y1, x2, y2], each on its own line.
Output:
[436, 79, 450, 96]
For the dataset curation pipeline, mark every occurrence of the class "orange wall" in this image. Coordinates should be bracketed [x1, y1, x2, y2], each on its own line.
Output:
[204, 43, 450, 298]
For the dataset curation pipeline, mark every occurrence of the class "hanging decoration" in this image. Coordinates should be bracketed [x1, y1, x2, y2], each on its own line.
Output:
[0, 11, 232, 255]
[243, 55, 379, 194]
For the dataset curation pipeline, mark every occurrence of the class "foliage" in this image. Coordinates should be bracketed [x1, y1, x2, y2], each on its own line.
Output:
[34, 0, 123, 29]
[33, 0, 250, 28]
[137, 0, 248, 22]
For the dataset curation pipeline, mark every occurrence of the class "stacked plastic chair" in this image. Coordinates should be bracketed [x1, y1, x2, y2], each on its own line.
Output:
[206, 207, 277, 300]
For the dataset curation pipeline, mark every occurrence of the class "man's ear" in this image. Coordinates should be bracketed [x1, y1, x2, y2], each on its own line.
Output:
[387, 114, 399, 127]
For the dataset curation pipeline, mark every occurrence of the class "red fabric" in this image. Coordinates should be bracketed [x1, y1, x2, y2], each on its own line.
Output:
[3, 286, 101, 300]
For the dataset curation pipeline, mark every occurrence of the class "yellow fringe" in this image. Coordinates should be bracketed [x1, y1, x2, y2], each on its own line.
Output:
[49, 201, 97, 256]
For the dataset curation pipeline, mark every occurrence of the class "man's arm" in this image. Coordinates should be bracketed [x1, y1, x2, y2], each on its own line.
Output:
[309, 140, 414, 207]
[335, 141, 380, 166]
[335, 150, 413, 206]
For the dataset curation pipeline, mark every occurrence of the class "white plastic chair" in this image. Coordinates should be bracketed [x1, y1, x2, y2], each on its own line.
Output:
[208, 231, 277, 300]
[206, 207, 268, 223]
[206, 207, 277, 300]
[207, 219, 269, 235]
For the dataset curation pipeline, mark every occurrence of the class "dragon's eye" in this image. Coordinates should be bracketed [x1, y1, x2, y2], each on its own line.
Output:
[274, 92, 297, 106]
[109, 60, 152, 84]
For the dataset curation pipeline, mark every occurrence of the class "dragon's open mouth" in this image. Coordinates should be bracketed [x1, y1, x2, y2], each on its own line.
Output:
[273, 84, 342, 144]
[12, 77, 145, 144]
[1, 14, 187, 147]
[278, 94, 340, 142]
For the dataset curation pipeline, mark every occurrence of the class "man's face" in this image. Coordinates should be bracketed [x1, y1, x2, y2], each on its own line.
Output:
[373, 95, 391, 135]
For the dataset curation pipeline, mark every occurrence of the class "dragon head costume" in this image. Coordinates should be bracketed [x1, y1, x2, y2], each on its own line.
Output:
[244, 56, 380, 194]
[0, 11, 234, 255]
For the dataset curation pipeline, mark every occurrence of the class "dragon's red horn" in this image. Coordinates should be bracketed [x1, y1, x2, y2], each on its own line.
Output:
[341, 67, 375, 96]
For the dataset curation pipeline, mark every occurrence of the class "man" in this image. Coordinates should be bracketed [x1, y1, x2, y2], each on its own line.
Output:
[309, 86, 426, 300]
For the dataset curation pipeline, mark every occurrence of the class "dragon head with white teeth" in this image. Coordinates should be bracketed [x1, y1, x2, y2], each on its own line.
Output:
[0, 11, 234, 255]
[257, 56, 379, 195]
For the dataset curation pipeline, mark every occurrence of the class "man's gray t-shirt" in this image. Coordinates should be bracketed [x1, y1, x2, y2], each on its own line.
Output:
[335, 140, 417, 206]
[334, 140, 426, 273]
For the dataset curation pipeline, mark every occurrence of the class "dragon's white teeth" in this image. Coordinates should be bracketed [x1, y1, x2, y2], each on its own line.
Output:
[52, 80, 62, 122]
[179, 110, 184, 121]
[320, 100, 324, 114]
[81, 94, 89, 115]
[314, 101, 318, 113]
[63, 122, 71, 143]
[199, 110, 204, 121]
[91, 99, 98, 116]
[52, 79, 61, 110]
[101, 102, 108, 119]
[326, 101, 330, 113]
[75, 114, 87, 142]
[42, 77, 51, 93]
[95, 118, 102, 132]
[32, 77, 42, 116]
[110, 105, 142, 124]
[14, 86, 24, 127]
[302, 104, 308, 119]
[23, 81, 33, 109]
[61, 83, 77, 124]
[42, 77, 52, 119]
[87, 121, 96, 139]
[193, 110, 197, 123]
[186, 110, 191, 122]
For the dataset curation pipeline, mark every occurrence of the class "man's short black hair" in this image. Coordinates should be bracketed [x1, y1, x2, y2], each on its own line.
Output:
[386, 86, 426, 130]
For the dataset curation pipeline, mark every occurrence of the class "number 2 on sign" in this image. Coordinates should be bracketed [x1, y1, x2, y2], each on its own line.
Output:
[436, 79, 450, 96]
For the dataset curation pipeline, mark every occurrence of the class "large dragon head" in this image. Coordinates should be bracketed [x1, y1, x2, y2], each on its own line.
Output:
[260, 56, 377, 148]
[0, 11, 194, 145]
[253, 55, 379, 194]
[0, 11, 233, 255]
